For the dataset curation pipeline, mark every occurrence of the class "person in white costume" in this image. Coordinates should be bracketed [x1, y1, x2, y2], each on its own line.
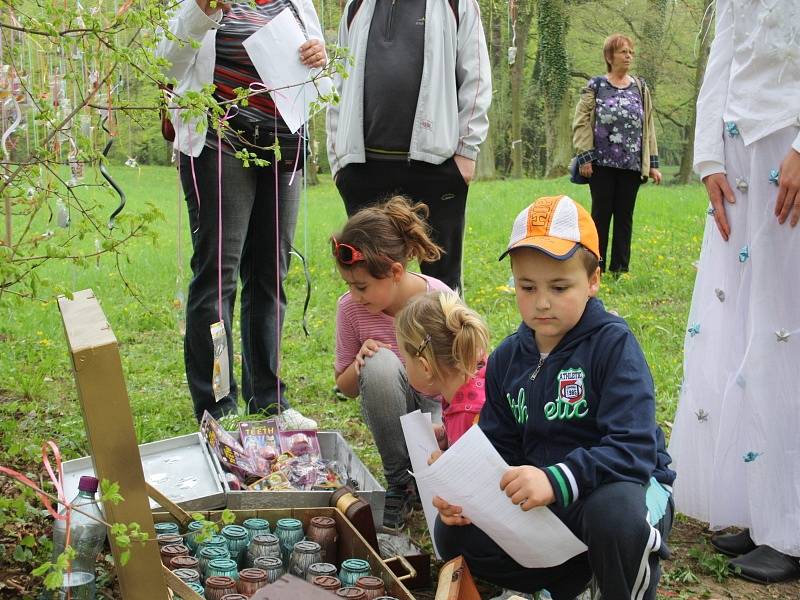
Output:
[668, 0, 800, 584]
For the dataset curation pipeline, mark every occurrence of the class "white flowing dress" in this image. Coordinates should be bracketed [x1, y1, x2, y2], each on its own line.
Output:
[668, 0, 800, 557]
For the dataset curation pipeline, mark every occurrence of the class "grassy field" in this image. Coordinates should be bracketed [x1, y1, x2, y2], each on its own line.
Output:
[7, 166, 767, 598]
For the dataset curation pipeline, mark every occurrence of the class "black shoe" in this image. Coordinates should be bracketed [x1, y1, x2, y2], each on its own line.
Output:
[730, 545, 800, 584]
[382, 486, 413, 531]
[711, 528, 756, 557]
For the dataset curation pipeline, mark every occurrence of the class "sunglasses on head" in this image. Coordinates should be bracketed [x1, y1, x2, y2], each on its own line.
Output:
[331, 236, 365, 265]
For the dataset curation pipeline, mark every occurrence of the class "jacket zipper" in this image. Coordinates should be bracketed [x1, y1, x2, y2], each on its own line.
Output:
[386, 0, 396, 41]
[529, 356, 545, 382]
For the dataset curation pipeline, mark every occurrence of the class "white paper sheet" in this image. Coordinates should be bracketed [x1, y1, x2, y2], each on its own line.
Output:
[242, 8, 333, 134]
[399, 410, 442, 558]
[410, 424, 587, 568]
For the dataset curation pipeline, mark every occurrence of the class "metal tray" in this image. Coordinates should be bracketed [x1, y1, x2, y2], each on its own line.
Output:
[61, 433, 226, 512]
[213, 431, 386, 527]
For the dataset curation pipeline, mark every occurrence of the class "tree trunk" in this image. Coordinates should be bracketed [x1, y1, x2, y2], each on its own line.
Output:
[637, 0, 668, 93]
[676, 0, 714, 184]
[536, 0, 571, 178]
[509, 1, 534, 178]
[476, 0, 500, 180]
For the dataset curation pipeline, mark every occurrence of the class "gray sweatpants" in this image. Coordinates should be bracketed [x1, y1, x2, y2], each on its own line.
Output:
[359, 348, 441, 489]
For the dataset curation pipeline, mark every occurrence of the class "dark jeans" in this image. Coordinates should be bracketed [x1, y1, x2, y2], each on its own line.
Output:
[179, 147, 300, 422]
[335, 158, 468, 293]
[435, 482, 674, 600]
[588, 165, 643, 273]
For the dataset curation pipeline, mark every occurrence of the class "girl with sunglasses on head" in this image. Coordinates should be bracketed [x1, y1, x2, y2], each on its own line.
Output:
[395, 291, 489, 452]
[332, 195, 450, 530]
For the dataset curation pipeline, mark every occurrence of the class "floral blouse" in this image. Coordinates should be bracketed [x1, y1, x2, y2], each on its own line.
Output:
[591, 76, 644, 172]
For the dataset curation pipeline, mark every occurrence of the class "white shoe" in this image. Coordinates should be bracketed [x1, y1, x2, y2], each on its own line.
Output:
[490, 591, 535, 600]
[278, 408, 318, 430]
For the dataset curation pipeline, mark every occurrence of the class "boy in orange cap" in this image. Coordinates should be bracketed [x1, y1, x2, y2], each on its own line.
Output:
[432, 196, 676, 599]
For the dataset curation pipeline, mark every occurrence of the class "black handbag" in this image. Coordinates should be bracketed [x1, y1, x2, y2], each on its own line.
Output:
[569, 156, 590, 185]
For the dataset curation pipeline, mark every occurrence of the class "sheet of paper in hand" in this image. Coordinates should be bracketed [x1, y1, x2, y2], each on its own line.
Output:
[243, 8, 333, 134]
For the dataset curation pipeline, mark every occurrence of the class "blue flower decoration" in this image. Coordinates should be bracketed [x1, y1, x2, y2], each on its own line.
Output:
[738, 245, 749, 263]
[735, 177, 748, 192]
[769, 169, 780, 185]
[725, 121, 740, 137]
[687, 323, 701, 337]
[743, 451, 761, 463]
[707, 206, 716, 216]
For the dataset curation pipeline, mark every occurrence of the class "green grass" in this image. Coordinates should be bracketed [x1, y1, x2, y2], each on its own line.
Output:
[0, 167, 707, 471]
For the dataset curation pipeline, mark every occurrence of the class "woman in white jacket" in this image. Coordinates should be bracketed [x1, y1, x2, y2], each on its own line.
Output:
[157, 0, 325, 428]
[669, 0, 800, 584]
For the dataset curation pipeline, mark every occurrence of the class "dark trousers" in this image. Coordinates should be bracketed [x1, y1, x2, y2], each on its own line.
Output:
[335, 158, 468, 293]
[588, 165, 643, 273]
[435, 482, 674, 600]
[179, 148, 300, 421]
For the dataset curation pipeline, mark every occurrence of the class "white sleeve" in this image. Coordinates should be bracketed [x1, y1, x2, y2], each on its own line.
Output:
[693, 0, 733, 175]
[156, 0, 221, 81]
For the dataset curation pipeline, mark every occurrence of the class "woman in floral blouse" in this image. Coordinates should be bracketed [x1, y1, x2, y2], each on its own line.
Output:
[572, 34, 661, 275]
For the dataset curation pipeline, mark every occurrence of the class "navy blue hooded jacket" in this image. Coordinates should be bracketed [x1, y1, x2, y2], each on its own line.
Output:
[480, 297, 676, 507]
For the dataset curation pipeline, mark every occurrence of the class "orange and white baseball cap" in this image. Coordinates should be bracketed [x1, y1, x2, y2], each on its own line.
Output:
[499, 195, 600, 261]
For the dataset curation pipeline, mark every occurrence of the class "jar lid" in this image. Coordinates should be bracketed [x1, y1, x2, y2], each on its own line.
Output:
[77, 475, 99, 493]
[199, 534, 227, 548]
[253, 556, 283, 569]
[219, 595, 247, 600]
[156, 534, 183, 546]
[173, 568, 200, 582]
[251, 533, 279, 545]
[198, 546, 229, 559]
[310, 516, 336, 528]
[308, 562, 337, 574]
[355, 576, 384, 589]
[336, 587, 367, 599]
[208, 558, 238, 570]
[221, 524, 248, 539]
[294, 540, 322, 554]
[161, 543, 189, 555]
[341, 558, 370, 572]
[238, 567, 267, 582]
[242, 518, 269, 529]
[186, 582, 205, 593]
[187, 520, 206, 532]
[170, 555, 199, 568]
[204, 575, 236, 588]
[154, 522, 179, 533]
[276, 518, 303, 530]
[312, 575, 342, 590]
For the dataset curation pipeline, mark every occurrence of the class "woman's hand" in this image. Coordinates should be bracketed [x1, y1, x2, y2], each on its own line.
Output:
[579, 162, 593, 178]
[353, 339, 390, 375]
[300, 39, 327, 69]
[433, 495, 471, 526]
[499, 465, 555, 510]
[453, 154, 476, 185]
[774, 148, 800, 226]
[648, 168, 662, 184]
[427, 449, 443, 465]
[195, 0, 230, 16]
[433, 425, 448, 451]
[702, 172, 736, 241]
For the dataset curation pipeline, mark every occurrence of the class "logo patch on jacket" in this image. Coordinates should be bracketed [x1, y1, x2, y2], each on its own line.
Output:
[544, 368, 589, 420]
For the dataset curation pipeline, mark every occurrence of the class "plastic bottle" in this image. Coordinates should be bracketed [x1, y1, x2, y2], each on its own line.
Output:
[50, 476, 107, 600]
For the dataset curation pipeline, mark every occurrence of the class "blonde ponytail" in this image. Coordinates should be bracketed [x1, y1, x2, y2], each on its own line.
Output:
[396, 291, 489, 382]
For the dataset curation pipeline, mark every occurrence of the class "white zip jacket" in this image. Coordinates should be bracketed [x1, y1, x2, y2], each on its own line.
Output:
[325, 0, 491, 176]
[693, 0, 800, 179]
[156, 0, 324, 158]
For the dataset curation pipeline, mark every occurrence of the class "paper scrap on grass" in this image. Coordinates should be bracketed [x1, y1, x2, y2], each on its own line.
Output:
[407, 423, 587, 568]
[400, 410, 442, 558]
[242, 8, 333, 134]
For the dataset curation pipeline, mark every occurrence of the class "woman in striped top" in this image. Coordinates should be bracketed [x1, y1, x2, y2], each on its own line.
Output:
[157, 0, 325, 428]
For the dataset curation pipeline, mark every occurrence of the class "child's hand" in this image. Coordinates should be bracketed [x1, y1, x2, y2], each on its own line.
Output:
[427, 450, 443, 465]
[433, 424, 448, 451]
[499, 465, 555, 510]
[433, 495, 471, 526]
[353, 339, 391, 375]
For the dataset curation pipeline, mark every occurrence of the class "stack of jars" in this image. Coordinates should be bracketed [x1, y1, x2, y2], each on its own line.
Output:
[156, 516, 401, 600]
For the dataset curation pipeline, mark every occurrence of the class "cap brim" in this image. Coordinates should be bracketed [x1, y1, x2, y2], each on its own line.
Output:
[498, 237, 580, 261]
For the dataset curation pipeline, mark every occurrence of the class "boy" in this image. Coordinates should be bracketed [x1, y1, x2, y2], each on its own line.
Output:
[433, 195, 676, 600]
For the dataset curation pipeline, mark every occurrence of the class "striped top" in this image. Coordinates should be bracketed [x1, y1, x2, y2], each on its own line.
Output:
[334, 274, 451, 374]
[207, 0, 303, 156]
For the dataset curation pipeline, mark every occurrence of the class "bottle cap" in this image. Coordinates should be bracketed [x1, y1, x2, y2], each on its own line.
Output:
[78, 476, 99, 493]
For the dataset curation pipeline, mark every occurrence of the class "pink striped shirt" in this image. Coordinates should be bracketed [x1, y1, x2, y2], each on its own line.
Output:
[334, 274, 451, 374]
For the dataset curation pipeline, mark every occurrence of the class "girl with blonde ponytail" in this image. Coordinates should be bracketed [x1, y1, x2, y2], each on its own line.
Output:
[396, 291, 490, 448]
[331, 195, 451, 530]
